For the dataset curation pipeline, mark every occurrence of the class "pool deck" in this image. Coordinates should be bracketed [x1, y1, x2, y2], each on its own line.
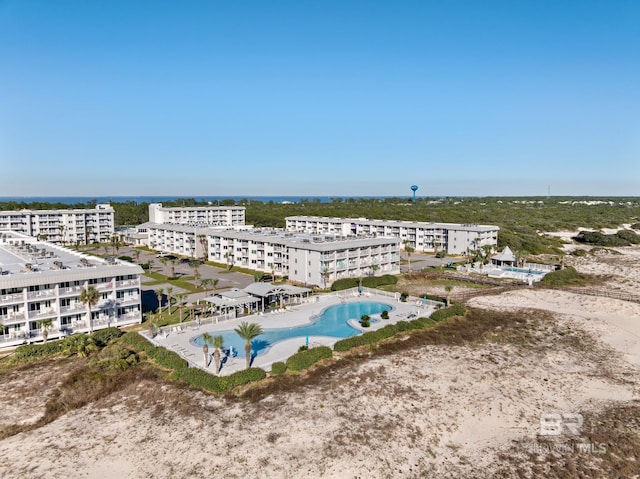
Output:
[147, 291, 437, 375]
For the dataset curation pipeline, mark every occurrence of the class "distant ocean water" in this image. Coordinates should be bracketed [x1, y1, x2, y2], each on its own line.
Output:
[0, 196, 403, 205]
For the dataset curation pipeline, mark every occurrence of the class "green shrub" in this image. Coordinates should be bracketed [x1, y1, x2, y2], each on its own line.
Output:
[331, 274, 398, 291]
[91, 327, 124, 347]
[540, 266, 590, 286]
[381, 310, 389, 320]
[298, 345, 309, 352]
[270, 361, 287, 375]
[430, 303, 466, 322]
[119, 332, 153, 352]
[171, 367, 226, 393]
[117, 255, 133, 262]
[286, 346, 333, 371]
[571, 249, 588, 257]
[226, 368, 267, 387]
[574, 231, 630, 247]
[400, 292, 409, 302]
[91, 344, 139, 371]
[13, 341, 64, 361]
[616, 230, 640, 244]
[631, 223, 640, 230]
[360, 314, 371, 327]
[148, 346, 188, 370]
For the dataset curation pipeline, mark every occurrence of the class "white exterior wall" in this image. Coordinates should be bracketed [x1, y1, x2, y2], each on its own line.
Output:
[286, 216, 499, 255]
[149, 224, 400, 287]
[148, 203, 245, 226]
[0, 204, 115, 245]
[0, 233, 142, 349]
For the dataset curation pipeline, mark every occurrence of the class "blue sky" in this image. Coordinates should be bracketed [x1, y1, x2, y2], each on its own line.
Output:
[1, 0, 638, 197]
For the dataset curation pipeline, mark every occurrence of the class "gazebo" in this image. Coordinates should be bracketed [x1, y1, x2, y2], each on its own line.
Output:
[204, 288, 262, 319]
[243, 283, 312, 311]
[491, 246, 517, 268]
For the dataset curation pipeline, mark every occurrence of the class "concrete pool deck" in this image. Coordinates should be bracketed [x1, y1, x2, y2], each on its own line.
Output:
[146, 291, 440, 375]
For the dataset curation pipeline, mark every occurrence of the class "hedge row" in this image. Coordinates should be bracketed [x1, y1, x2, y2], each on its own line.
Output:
[13, 327, 127, 363]
[285, 346, 333, 371]
[333, 317, 432, 352]
[330, 275, 398, 291]
[430, 303, 466, 322]
[333, 308, 466, 353]
[13, 341, 64, 361]
[171, 367, 267, 393]
[120, 332, 266, 393]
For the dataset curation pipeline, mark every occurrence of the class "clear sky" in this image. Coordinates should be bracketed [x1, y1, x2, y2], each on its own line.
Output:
[1, 0, 638, 197]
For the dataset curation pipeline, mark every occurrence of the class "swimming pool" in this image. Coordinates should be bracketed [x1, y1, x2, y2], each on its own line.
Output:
[503, 267, 546, 275]
[191, 301, 392, 357]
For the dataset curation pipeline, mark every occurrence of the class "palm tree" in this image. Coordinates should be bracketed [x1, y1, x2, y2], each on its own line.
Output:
[444, 285, 454, 306]
[321, 267, 330, 289]
[198, 234, 208, 262]
[201, 332, 214, 367]
[403, 241, 415, 272]
[170, 258, 177, 278]
[213, 335, 224, 374]
[160, 257, 170, 277]
[79, 286, 100, 333]
[190, 261, 201, 284]
[176, 293, 187, 322]
[155, 288, 164, 315]
[37, 318, 53, 342]
[234, 321, 263, 369]
[370, 264, 380, 277]
[166, 286, 173, 314]
[133, 249, 141, 264]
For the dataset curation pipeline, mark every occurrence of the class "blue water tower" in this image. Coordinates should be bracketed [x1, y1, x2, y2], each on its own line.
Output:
[411, 185, 419, 202]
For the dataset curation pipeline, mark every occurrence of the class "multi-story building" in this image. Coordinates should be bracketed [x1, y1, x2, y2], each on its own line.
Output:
[148, 203, 246, 226]
[0, 204, 115, 245]
[0, 231, 143, 349]
[148, 224, 400, 287]
[285, 216, 499, 255]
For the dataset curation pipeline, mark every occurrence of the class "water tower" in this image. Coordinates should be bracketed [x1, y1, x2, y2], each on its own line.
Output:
[411, 185, 419, 202]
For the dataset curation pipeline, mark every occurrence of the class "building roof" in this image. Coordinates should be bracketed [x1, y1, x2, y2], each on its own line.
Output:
[0, 231, 143, 289]
[285, 215, 499, 232]
[243, 283, 311, 297]
[492, 246, 516, 262]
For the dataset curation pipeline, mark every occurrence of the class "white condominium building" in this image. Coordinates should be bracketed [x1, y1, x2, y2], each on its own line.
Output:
[285, 216, 499, 255]
[148, 203, 246, 226]
[0, 231, 143, 349]
[148, 224, 400, 287]
[0, 204, 115, 245]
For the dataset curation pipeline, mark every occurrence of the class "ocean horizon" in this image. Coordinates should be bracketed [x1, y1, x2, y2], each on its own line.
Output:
[0, 195, 410, 205]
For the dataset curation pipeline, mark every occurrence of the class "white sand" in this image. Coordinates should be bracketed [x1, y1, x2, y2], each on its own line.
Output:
[1, 244, 640, 478]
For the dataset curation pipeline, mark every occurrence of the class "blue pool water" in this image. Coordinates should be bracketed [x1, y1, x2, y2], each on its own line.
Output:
[504, 267, 545, 275]
[192, 301, 392, 357]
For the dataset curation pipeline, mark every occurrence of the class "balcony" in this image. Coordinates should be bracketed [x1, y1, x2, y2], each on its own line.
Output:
[116, 279, 138, 288]
[60, 304, 85, 314]
[0, 312, 26, 323]
[95, 282, 114, 291]
[59, 286, 83, 296]
[28, 309, 57, 320]
[0, 292, 24, 304]
[27, 289, 56, 300]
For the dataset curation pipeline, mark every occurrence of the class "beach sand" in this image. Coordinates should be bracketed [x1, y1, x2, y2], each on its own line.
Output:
[1, 243, 640, 478]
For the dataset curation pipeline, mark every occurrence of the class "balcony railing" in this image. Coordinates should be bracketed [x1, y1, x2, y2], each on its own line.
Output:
[60, 304, 85, 314]
[59, 286, 83, 296]
[0, 292, 24, 303]
[28, 309, 57, 320]
[27, 289, 56, 300]
[116, 279, 138, 288]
